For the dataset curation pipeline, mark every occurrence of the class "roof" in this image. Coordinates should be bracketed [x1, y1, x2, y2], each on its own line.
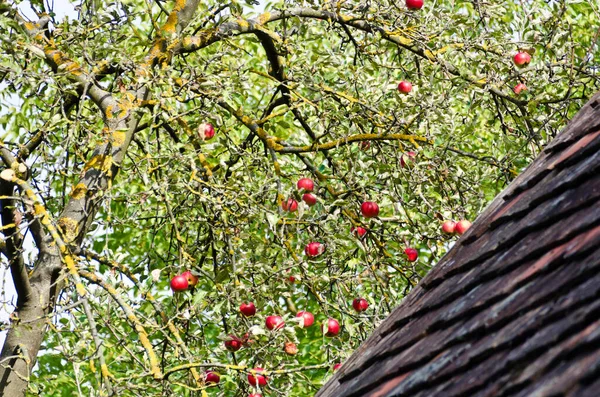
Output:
[317, 91, 600, 397]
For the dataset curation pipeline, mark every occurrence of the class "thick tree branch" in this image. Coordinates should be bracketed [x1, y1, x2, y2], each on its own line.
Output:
[0, 182, 31, 306]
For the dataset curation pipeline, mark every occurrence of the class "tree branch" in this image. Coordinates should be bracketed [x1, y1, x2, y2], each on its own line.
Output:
[0, 181, 31, 306]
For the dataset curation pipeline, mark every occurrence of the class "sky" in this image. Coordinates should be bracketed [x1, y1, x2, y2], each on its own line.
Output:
[0, 0, 266, 348]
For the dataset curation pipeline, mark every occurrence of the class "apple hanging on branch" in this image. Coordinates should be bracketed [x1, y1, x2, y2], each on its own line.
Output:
[240, 302, 256, 317]
[247, 368, 268, 387]
[305, 242, 325, 258]
[322, 318, 340, 337]
[352, 298, 369, 312]
[265, 315, 285, 330]
[302, 193, 317, 206]
[514, 83, 527, 95]
[361, 201, 380, 218]
[397, 81, 413, 94]
[198, 122, 215, 140]
[442, 220, 456, 234]
[282, 198, 298, 212]
[170, 275, 189, 292]
[513, 51, 531, 68]
[351, 226, 367, 239]
[296, 311, 315, 328]
[405, 247, 419, 262]
[406, 0, 424, 10]
[205, 371, 220, 384]
[297, 177, 315, 192]
[455, 220, 472, 235]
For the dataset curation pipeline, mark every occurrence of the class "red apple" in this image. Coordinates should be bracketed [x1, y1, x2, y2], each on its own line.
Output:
[288, 274, 296, 283]
[333, 363, 342, 371]
[297, 178, 314, 192]
[284, 342, 298, 355]
[514, 83, 527, 95]
[400, 151, 417, 167]
[247, 368, 268, 387]
[360, 141, 371, 150]
[170, 274, 189, 292]
[406, 0, 424, 9]
[361, 201, 379, 218]
[205, 370, 220, 384]
[322, 318, 340, 337]
[240, 302, 256, 317]
[352, 298, 369, 312]
[302, 193, 317, 206]
[181, 270, 198, 287]
[442, 220, 456, 234]
[265, 315, 285, 330]
[281, 198, 298, 212]
[513, 52, 531, 67]
[224, 336, 243, 352]
[296, 311, 315, 328]
[398, 81, 413, 94]
[305, 242, 324, 258]
[249, 394, 263, 397]
[455, 220, 472, 235]
[351, 226, 367, 238]
[199, 123, 215, 140]
[405, 247, 418, 262]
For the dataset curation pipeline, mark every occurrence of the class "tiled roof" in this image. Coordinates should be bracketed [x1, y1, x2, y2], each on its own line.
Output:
[317, 92, 600, 397]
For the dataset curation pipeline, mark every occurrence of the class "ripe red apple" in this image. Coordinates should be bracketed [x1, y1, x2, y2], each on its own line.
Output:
[455, 220, 472, 235]
[398, 81, 413, 94]
[281, 198, 298, 212]
[247, 368, 268, 387]
[224, 336, 243, 352]
[305, 242, 324, 258]
[284, 342, 298, 355]
[405, 247, 418, 262]
[333, 363, 342, 371]
[400, 151, 417, 167]
[240, 302, 256, 317]
[352, 298, 369, 312]
[322, 318, 340, 337]
[170, 274, 189, 292]
[297, 177, 314, 192]
[351, 226, 367, 238]
[360, 141, 371, 150]
[302, 193, 317, 206]
[199, 123, 215, 140]
[181, 271, 198, 287]
[288, 274, 296, 283]
[249, 394, 263, 397]
[442, 220, 456, 234]
[513, 52, 531, 67]
[514, 83, 527, 95]
[265, 315, 285, 330]
[361, 201, 379, 218]
[296, 311, 315, 328]
[406, 0, 424, 9]
[205, 370, 220, 384]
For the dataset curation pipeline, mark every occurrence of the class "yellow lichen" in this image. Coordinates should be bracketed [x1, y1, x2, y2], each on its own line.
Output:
[70, 183, 88, 200]
[111, 130, 126, 146]
[84, 154, 113, 174]
[257, 12, 271, 25]
[58, 217, 80, 244]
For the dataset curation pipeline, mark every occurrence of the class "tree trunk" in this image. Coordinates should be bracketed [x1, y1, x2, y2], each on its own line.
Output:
[0, 251, 61, 396]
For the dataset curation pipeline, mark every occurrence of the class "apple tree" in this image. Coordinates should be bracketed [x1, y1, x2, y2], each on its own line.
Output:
[0, 0, 598, 396]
